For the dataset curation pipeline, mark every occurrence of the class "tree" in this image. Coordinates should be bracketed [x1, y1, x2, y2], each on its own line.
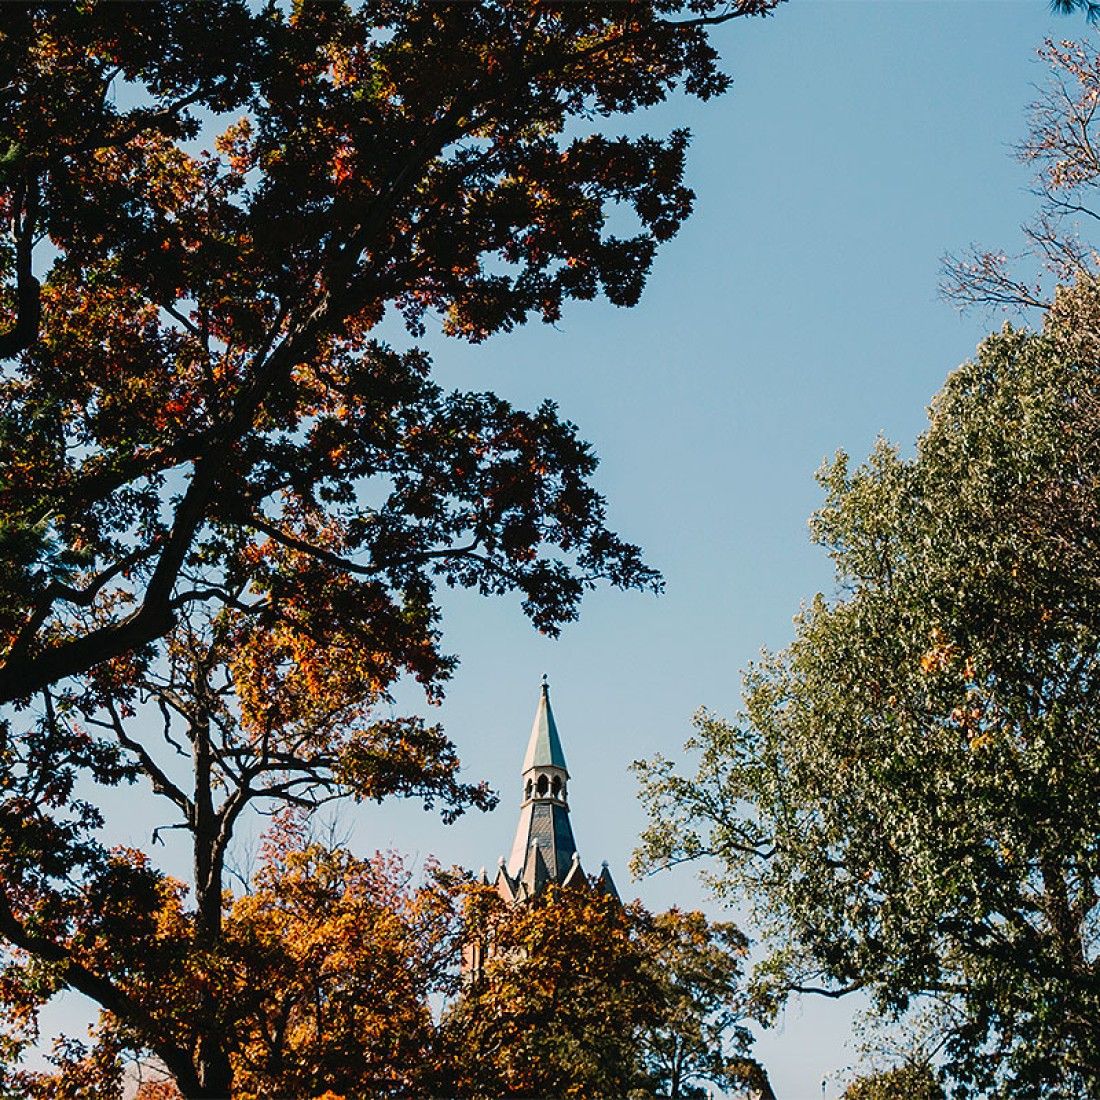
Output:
[1, 833, 769, 1098]
[943, 36, 1100, 312]
[440, 883, 661, 1098]
[0, 2, 784, 1094]
[842, 1063, 945, 1100]
[637, 909, 772, 1100]
[634, 284, 1100, 1098]
[225, 823, 460, 1099]
[440, 884, 769, 1099]
[0, 0, 782, 706]
[1, 817, 461, 1099]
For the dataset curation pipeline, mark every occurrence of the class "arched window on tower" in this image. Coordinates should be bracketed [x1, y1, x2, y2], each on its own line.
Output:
[536, 774, 549, 797]
[525, 778, 533, 800]
[551, 775, 562, 798]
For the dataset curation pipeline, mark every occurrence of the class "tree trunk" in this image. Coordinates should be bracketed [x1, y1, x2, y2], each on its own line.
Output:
[194, 1040, 235, 1099]
[190, 715, 234, 1098]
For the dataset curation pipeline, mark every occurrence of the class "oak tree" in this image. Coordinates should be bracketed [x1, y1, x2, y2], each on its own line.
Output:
[440, 884, 768, 1099]
[440, 883, 660, 1098]
[0, 0, 783, 703]
[0, 2, 784, 1095]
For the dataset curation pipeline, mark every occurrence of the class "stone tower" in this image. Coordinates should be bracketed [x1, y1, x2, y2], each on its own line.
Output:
[492, 678, 617, 903]
[462, 679, 618, 979]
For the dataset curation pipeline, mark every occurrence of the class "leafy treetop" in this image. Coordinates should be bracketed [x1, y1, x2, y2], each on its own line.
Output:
[0, 0, 781, 708]
[0, 3, 784, 1096]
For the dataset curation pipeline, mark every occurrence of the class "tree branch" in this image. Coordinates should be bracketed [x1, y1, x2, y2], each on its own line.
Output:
[788, 980, 865, 999]
[0, 887, 203, 1094]
[0, 175, 41, 361]
[92, 698, 194, 819]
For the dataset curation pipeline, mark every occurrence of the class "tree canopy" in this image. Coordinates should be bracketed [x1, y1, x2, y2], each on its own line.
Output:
[634, 281, 1100, 1099]
[637, 908, 771, 1100]
[3, 826, 769, 1100]
[1, 817, 461, 1099]
[442, 883, 662, 1099]
[440, 883, 768, 1100]
[842, 1063, 945, 1100]
[0, 0, 780, 708]
[0, 1, 785, 1094]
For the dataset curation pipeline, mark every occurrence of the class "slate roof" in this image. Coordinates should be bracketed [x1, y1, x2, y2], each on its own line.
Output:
[507, 799, 578, 881]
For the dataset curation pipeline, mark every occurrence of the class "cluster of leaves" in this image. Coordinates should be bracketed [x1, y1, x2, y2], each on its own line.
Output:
[1, 818, 766, 1100]
[227, 825, 461, 1099]
[0, 817, 461, 1098]
[634, 282, 1100, 1098]
[444, 883, 662, 1098]
[842, 1062, 945, 1100]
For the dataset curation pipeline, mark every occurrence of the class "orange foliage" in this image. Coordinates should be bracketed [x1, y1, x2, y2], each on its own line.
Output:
[0, 2, 779, 1094]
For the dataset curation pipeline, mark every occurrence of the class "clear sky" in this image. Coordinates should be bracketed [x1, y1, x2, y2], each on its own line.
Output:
[367, 2, 1074, 1094]
[41, 2, 1090, 1096]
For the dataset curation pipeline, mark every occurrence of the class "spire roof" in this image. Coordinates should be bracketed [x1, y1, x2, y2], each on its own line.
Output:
[521, 677, 568, 773]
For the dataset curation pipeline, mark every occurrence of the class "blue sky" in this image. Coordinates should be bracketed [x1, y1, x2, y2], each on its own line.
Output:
[45, 2, 1089, 1095]
[369, 2, 1074, 1093]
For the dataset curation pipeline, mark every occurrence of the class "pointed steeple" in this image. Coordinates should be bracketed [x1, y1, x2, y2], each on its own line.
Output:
[504, 679, 578, 885]
[487, 678, 619, 909]
[522, 675, 568, 772]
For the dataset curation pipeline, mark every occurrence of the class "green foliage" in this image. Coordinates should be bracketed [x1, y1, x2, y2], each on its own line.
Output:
[638, 909, 769, 1100]
[635, 283, 1100, 1099]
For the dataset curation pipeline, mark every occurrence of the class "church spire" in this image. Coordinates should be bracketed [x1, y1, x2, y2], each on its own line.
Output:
[522, 675, 568, 773]
[498, 679, 580, 898]
[466, 680, 618, 980]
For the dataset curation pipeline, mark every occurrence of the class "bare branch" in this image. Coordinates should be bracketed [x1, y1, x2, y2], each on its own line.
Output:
[97, 698, 194, 818]
[788, 980, 865, 999]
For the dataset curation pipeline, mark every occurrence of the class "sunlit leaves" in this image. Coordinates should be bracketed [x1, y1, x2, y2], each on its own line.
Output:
[441, 883, 662, 1099]
[441, 885, 766, 1099]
